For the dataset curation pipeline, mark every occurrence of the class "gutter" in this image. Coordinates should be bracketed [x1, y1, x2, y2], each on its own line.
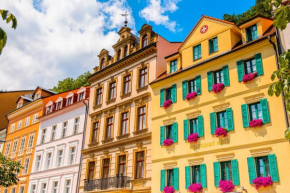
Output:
[76, 99, 89, 193]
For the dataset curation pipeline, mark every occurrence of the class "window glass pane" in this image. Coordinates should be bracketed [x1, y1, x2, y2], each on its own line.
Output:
[166, 88, 172, 100]
[192, 165, 201, 183]
[214, 70, 224, 84]
[221, 161, 232, 181]
[135, 151, 144, 179]
[189, 118, 198, 134]
[188, 79, 197, 93]
[217, 111, 227, 128]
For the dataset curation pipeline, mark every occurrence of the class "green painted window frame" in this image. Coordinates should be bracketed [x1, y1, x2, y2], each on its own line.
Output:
[220, 161, 233, 181]
[193, 44, 202, 60]
[188, 79, 197, 93]
[214, 69, 224, 84]
[249, 102, 262, 121]
[191, 165, 201, 184]
[189, 118, 198, 134]
[167, 169, 174, 187]
[217, 111, 228, 128]
[209, 37, 218, 54]
[165, 125, 173, 140]
[165, 88, 172, 101]
[244, 58, 257, 74]
[255, 156, 270, 177]
[246, 24, 258, 42]
[170, 60, 178, 73]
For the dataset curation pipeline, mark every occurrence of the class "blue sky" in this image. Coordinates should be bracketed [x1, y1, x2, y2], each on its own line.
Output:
[0, 0, 256, 90]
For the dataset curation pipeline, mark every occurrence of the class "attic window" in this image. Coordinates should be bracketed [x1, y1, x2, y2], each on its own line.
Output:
[78, 92, 85, 101]
[34, 93, 40, 100]
[246, 24, 258, 42]
[142, 34, 148, 48]
[67, 97, 73, 106]
[117, 49, 121, 61]
[100, 58, 105, 70]
[46, 105, 53, 114]
[17, 102, 22, 108]
[55, 101, 62, 110]
[124, 45, 128, 57]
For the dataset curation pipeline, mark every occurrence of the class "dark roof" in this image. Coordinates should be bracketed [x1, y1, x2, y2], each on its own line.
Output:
[165, 52, 179, 59]
[238, 15, 273, 26]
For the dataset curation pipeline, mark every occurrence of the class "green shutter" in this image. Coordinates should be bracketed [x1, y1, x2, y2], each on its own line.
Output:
[231, 159, 240, 186]
[160, 126, 165, 145]
[185, 166, 191, 189]
[214, 37, 218, 51]
[160, 170, 165, 191]
[182, 80, 188, 100]
[174, 167, 179, 190]
[197, 115, 204, 137]
[172, 84, 177, 103]
[160, 89, 164, 107]
[237, 60, 245, 82]
[260, 98, 270, 123]
[268, 154, 279, 182]
[213, 162, 220, 187]
[226, 108, 234, 131]
[255, 53, 264, 76]
[247, 157, 256, 184]
[183, 119, 189, 140]
[222, 65, 230, 86]
[196, 75, 201, 95]
[210, 112, 216, 134]
[209, 39, 213, 54]
[173, 122, 178, 143]
[200, 164, 207, 188]
[241, 104, 249, 128]
[207, 71, 213, 92]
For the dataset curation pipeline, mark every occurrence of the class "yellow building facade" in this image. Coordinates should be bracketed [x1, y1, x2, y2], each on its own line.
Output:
[150, 16, 290, 193]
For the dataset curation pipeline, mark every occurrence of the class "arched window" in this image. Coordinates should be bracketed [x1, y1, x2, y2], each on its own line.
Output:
[117, 49, 121, 61]
[142, 34, 148, 48]
[100, 58, 105, 70]
[124, 46, 128, 58]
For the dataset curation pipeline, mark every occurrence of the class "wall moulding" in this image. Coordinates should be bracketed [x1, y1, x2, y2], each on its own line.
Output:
[213, 102, 230, 112]
[244, 93, 265, 104]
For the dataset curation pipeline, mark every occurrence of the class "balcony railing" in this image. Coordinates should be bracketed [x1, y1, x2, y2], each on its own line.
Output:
[84, 176, 131, 191]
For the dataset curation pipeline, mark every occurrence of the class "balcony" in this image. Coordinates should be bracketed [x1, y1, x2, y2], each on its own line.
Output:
[84, 176, 131, 191]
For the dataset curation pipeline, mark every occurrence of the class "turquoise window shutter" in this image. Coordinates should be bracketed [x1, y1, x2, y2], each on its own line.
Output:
[183, 119, 189, 140]
[237, 60, 244, 82]
[268, 154, 279, 182]
[173, 122, 178, 143]
[197, 115, 204, 137]
[160, 89, 164, 107]
[160, 170, 165, 191]
[207, 71, 213, 91]
[174, 167, 179, 190]
[231, 159, 240, 185]
[210, 112, 216, 134]
[200, 164, 207, 188]
[214, 37, 218, 51]
[222, 65, 230, 86]
[185, 166, 191, 189]
[226, 108, 234, 131]
[196, 75, 201, 95]
[213, 162, 220, 187]
[160, 126, 165, 145]
[182, 80, 188, 100]
[172, 84, 177, 103]
[247, 157, 256, 184]
[241, 104, 249, 127]
[255, 53, 264, 76]
[260, 98, 270, 123]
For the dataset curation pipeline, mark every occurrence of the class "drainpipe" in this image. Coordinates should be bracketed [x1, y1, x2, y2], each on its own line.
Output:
[76, 99, 89, 193]
[268, 36, 290, 129]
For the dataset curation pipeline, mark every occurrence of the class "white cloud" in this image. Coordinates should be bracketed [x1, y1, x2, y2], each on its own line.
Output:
[139, 0, 181, 32]
[0, 0, 135, 90]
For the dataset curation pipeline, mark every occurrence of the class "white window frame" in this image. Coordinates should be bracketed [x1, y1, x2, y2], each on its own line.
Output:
[11, 187, 16, 193]
[78, 92, 85, 101]
[19, 186, 25, 193]
[35, 155, 42, 172]
[12, 139, 18, 153]
[17, 102, 22, 108]
[5, 142, 11, 155]
[19, 137, 26, 151]
[40, 182, 47, 193]
[25, 117, 30, 127]
[56, 149, 64, 167]
[68, 146, 76, 165]
[62, 122, 68, 138]
[30, 184, 36, 193]
[45, 152, 52, 169]
[10, 124, 15, 133]
[52, 181, 59, 193]
[3, 189, 8, 193]
[28, 134, 35, 148]
[40, 128, 46, 144]
[64, 179, 71, 193]
[51, 125, 57, 141]
[73, 117, 80, 134]
[32, 114, 38, 124]
[34, 93, 40, 100]
[17, 121, 22, 130]
[23, 157, 30, 174]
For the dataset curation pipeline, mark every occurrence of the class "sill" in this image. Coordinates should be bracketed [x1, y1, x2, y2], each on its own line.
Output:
[120, 92, 131, 99]
[106, 98, 116, 105]
[116, 133, 130, 139]
[88, 141, 99, 147]
[193, 57, 202, 62]
[93, 103, 102, 110]
[209, 50, 219, 55]
[137, 85, 148, 93]
[102, 138, 114, 143]
[133, 128, 148, 135]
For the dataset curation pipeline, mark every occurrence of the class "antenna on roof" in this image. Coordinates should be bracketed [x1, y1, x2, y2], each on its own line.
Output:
[121, 11, 129, 27]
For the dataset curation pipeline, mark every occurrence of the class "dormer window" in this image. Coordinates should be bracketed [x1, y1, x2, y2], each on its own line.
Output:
[78, 92, 85, 101]
[124, 45, 128, 57]
[17, 102, 22, 108]
[117, 49, 121, 61]
[142, 34, 148, 48]
[67, 97, 73, 106]
[34, 93, 40, 100]
[55, 102, 62, 110]
[100, 58, 105, 70]
[170, 60, 177, 73]
[246, 24, 258, 42]
[46, 105, 53, 114]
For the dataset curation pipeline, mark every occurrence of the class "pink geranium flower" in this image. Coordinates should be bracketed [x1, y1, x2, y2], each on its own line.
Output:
[212, 83, 225, 93]
[242, 72, 257, 83]
[187, 133, 199, 143]
[163, 100, 173, 109]
[252, 176, 273, 189]
[249, 119, 263, 127]
[186, 92, 197, 101]
[215, 127, 228, 137]
[188, 183, 203, 193]
[219, 180, 235, 193]
[163, 139, 174, 146]
[163, 186, 175, 193]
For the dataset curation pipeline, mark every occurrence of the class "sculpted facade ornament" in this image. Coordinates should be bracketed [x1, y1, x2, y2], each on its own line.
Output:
[136, 142, 143, 149]
[119, 146, 125, 153]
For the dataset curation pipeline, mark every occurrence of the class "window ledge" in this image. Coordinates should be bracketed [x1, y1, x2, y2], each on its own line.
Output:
[102, 138, 114, 143]
[133, 128, 148, 135]
[106, 98, 116, 105]
[93, 104, 102, 110]
[193, 57, 202, 62]
[116, 133, 130, 139]
[209, 50, 219, 55]
[88, 141, 99, 147]
[120, 92, 131, 99]
[137, 85, 148, 93]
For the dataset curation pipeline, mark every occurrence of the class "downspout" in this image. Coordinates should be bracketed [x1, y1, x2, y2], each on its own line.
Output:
[268, 36, 289, 129]
[76, 99, 89, 193]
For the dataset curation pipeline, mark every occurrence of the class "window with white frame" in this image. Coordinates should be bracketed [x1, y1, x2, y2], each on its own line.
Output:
[46, 105, 53, 114]
[40, 129, 46, 144]
[45, 152, 52, 169]
[69, 146, 76, 165]
[55, 101, 62, 110]
[52, 181, 58, 193]
[23, 157, 30, 174]
[78, 92, 85, 101]
[28, 134, 34, 148]
[62, 122, 67, 138]
[41, 183, 47, 193]
[19, 186, 25, 193]
[67, 97, 73, 106]
[35, 155, 42, 172]
[32, 114, 38, 123]
[30, 184, 36, 193]
[5, 143, 11, 155]
[25, 117, 30, 127]
[56, 149, 63, 167]
[34, 93, 40, 100]
[11, 187, 16, 193]
[51, 125, 57, 141]
[17, 102, 22, 108]
[12, 140, 18, 153]
[19, 137, 26, 151]
[73, 118, 79, 134]
[10, 124, 15, 133]
[64, 179, 71, 193]
[3, 189, 8, 193]
[17, 121, 22, 129]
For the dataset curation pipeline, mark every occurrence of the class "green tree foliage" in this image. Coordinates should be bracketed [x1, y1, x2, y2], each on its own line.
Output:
[268, 0, 290, 30]
[0, 153, 22, 187]
[0, 9, 17, 55]
[52, 71, 92, 93]
[223, 0, 272, 25]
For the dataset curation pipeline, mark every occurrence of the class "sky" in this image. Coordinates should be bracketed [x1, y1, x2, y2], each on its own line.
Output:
[0, 0, 255, 90]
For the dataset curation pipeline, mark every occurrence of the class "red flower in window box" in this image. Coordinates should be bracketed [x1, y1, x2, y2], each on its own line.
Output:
[219, 180, 235, 193]
[163, 139, 174, 146]
[215, 127, 228, 137]
[163, 186, 175, 193]
[187, 133, 199, 143]
[212, 83, 225, 93]
[252, 176, 273, 189]
[163, 100, 173, 109]
[186, 92, 197, 101]
[249, 119, 263, 127]
[188, 183, 203, 193]
[242, 72, 257, 83]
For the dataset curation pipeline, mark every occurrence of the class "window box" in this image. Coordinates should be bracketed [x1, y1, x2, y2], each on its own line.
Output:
[242, 72, 257, 83]
[160, 123, 178, 146]
[163, 186, 175, 193]
[218, 180, 235, 193]
[237, 53, 263, 82]
[214, 127, 228, 137]
[252, 176, 273, 190]
[186, 92, 197, 101]
[163, 139, 174, 146]
[160, 84, 177, 107]
[187, 133, 199, 143]
[249, 119, 263, 128]
[161, 168, 179, 192]
[208, 66, 229, 92]
[163, 99, 173, 109]
[212, 83, 225, 93]
[188, 183, 203, 193]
